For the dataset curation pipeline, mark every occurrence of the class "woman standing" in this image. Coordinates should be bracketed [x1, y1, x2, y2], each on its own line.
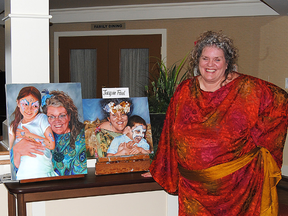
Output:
[149, 31, 288, 215]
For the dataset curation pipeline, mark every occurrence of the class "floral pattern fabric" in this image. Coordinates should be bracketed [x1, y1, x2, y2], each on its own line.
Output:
[53, 128, 87, 175]
[150, 74, 288, 216]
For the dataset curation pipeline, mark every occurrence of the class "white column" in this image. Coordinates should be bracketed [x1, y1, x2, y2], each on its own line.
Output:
[3, 1, 50, 215]
[4, 0, 51, 84]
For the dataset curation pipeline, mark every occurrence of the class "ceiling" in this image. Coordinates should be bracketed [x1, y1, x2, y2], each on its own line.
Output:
[262, 0, 288, 15]
[0, 0, 288, 22]
[49, 0, 288, 14]
[48, 0, 229, 9]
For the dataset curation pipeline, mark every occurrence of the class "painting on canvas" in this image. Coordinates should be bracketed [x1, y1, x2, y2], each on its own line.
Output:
[6, 83, 87, 181]
[83, 97, 153, 159]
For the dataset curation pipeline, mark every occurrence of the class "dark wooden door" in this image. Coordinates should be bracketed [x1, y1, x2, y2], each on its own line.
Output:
[59, 34, 161, 98]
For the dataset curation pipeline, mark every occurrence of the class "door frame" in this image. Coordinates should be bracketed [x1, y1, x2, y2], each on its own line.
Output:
[53, 29, 167, 83]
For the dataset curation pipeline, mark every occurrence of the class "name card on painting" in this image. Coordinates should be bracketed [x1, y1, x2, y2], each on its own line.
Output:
[102, 87, 129, 98]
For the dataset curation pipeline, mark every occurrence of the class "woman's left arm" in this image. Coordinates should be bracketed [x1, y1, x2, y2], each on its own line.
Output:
[73, 129, 87, 174]
[16, 126, 55, 150]
[251, 84, 288, 168]
[130, 146, 150, 154]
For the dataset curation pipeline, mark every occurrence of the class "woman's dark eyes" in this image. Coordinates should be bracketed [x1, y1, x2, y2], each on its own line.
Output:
[112, 114, 126, 117]
[201, 57, 221, 62]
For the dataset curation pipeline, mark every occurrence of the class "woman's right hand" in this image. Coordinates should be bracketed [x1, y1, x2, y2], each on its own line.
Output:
[117, 142, 131, 155]
[13, 138, 45, 158]
[141, 171, 152, 178]
[13, 138, 45, 168]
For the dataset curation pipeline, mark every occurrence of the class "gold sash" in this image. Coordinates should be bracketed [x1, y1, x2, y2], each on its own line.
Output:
[178, 147, 281, 215]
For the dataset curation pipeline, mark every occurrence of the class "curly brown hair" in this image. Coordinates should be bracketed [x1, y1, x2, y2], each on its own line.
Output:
[42, 90, 84, 149]
[189, 30, 239, 83]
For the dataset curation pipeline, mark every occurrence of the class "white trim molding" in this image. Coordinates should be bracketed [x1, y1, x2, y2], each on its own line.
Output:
[53, 29, 167, 83]
[3, 14, 52, 21]
[50, 0, 278, 24]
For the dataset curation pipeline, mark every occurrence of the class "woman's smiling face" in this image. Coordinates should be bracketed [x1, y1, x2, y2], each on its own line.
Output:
[17, 94, 40, 123]
[108, 111, 128, 133]
[199, 46, 228, 85]
[46, 106, 71, 134]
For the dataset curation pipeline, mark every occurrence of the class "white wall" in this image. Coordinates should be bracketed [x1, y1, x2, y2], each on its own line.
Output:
[44, 191, 168, 216]
[0, 163, 10, 216]
[0, 184, 9, 216]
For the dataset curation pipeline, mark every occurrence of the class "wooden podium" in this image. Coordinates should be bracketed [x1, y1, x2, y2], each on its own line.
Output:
[95, 154, 151, 175]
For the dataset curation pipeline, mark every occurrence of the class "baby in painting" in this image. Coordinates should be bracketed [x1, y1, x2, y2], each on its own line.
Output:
[106, 115, 151, 156]
[9, 86, 58, 180]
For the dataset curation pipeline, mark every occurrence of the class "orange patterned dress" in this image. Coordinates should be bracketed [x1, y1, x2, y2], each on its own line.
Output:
[150, 74, 288, 216]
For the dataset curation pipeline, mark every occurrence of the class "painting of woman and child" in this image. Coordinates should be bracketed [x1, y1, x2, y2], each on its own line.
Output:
[6, 83, 87, 181]
[83, 97, 153, 159]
